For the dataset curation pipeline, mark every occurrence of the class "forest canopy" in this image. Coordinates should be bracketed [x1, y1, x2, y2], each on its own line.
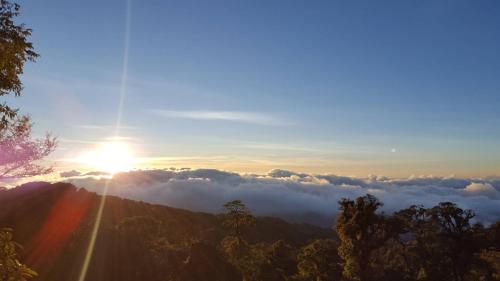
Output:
[0, 183, 499, 281]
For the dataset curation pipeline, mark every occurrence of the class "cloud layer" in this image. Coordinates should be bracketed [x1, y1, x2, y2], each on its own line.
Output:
[62, 169, 500, 226]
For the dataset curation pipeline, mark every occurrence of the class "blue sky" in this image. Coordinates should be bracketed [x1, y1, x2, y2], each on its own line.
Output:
[9, 0, 500, 177]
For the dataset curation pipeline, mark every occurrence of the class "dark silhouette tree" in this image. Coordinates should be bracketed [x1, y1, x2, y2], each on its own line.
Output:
[220, 235, 251, 275]
[115, 216, 187, 281]
[428, 202, 484, 281]
[479, 250, 500, 280]
[180, 242, 241, 281]
[221, 240, 297, 281]
[0, 0, 38, 129]
[296, 239, 341, 281]
[487, 221, 500, 250]
[221, 200, 256, 279]
[0, 228, 37, 280]
[0, 115, 56, 179]
[335, 194, 393, 281]
[222, 200, 255, 239]
[393, 204, 444, 281]
[255, 240, 297, 281]
[0, 3, 54, 276]
[394, 203, 491, 281]
[0, 0, 56, 180]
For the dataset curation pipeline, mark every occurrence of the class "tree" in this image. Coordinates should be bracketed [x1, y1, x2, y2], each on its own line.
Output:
[0, 1, 55, 180]
[252, 240, 297, 281]
[479, 250, 500, 281]
[0, 115, 56, 179]
[221, 201, 301, 280]
[393, 203, 490, 281]
[0, 0, 38, 129]
[296, 239, 341, 281]
[335, 194, 393, 281]
[393, 204, 444, 281]
[115, 216, 188, 281]
[427, 202, 484, 281]
[180, 242, 241, 281]
[486, 222, 500, 250]
[220, 235, 251, 271]
[0, 228, 37, 281]
[222, 200, 255, 239]
[221, 239, 297, 281]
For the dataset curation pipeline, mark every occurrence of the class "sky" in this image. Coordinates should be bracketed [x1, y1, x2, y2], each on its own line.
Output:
[8, 0, 500, 177]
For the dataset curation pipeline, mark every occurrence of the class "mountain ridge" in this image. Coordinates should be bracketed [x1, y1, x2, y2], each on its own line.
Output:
[0, 181, 334, 281]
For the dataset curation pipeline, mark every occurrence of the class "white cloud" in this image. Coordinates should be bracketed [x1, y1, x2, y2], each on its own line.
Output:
[62, 168, 500, 226]
[149, 110, 292, 126]
[60, 170, 82, 178]
[464, 182, 500, 199]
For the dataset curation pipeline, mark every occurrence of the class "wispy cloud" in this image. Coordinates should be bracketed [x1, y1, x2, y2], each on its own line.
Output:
[73, 124, 137, 131]
[238, 142, 321, 152]
[150, 110, 292, 126]
[58, 138, 101, 145]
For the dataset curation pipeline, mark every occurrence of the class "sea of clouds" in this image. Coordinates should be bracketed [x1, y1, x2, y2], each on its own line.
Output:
[60, 169, 500, 227]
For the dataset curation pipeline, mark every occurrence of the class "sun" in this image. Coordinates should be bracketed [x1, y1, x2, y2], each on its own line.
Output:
[78, 141, 135, 174]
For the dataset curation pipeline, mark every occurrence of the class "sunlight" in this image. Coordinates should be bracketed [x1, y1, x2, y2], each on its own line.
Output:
[78, 141, 135, 174]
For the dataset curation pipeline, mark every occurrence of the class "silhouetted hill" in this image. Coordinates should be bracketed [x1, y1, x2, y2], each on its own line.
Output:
[0, 182, 334, 281]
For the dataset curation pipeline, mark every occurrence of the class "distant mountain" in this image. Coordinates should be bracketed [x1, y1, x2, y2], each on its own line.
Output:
[0, 182, 334, 281]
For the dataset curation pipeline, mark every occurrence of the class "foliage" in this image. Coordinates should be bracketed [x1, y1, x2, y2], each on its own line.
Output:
[480, 250, 500, 280]
[392, 202, 491, 281]
[221, 200, 298, 281]
[335, 194, 394, 281]
[220, 201, 258, 280]
[221, 237, 297, 281]
[0, 228, 37, 281]
[0, 1, 46, 270]
[296, 239, 341, 281]
[180, 242, 241, 281]
[115, 216, 187, 280]
[0, 115, 56, 179]
[223, 200, 256, 238]
[1, 184, 499, 281]
[0, 0, 55, 179]
[0, 0, 38, 129]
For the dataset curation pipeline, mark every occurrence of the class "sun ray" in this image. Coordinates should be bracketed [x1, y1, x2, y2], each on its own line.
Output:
[77, 179, 110, 281]
[78, 0, 132, 280]
[77, 141, 135, 174]
[115, 0, 131, 136]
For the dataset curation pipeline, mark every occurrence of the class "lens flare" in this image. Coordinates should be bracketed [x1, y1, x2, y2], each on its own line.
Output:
[77, 141, 135, 174]
[78, 0, 132, 280]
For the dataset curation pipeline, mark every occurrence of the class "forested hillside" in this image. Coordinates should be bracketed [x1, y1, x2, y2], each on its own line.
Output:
[0, 182, 333, 281]
[1, 182, 499, 281]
